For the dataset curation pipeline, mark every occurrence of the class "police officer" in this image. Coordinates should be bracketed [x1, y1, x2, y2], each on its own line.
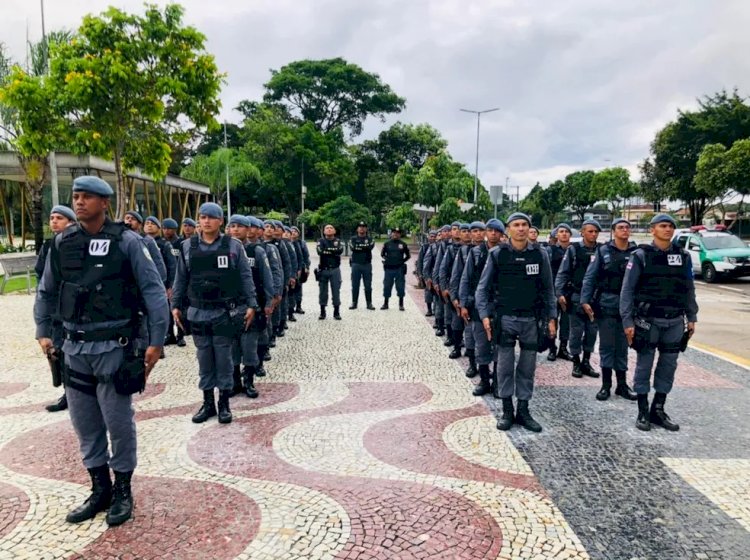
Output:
[425, 226, 449, 334]
[452, 221, 483, 370]
[266, 220, 292, 337]
[260, 220, 284, 356]
[35, 205, 77, 413]
[181, 217, 197, 239]
[528, 225, 540, 244]
[580, 218, 638, 401]
[290, 226, 310, 314]
[547, 224, 573, 361]
[143, 216, 176, 295]
[349, 221, 376, 310]
[227, 214, 252, 394]
[381, 227, 411, 310]
[282, 225, 300, 323]
[437, 222, 462, 346]
[317, 224, 344, 320]
[285, 226, 303, 322]
[123, 211, 167, 284]
[162, 218, 181, 247]
[620, 214, 698, 432]
[416, 230, 437, 316]
[460, 219, 504, 394]
[250, 216, 282, 376]
[276, 222, 298, 329]
[171, 203, 257, 425]
[476, 212, 556, 433]
[34, 176, 169, 527]
[447, 223, 473, 358]
[160, 218, 187, 347]
[555, 219, 601, 378]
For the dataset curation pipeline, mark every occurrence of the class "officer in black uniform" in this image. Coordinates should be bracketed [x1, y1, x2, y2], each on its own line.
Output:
[35, 176, 169, 527]
[555, 219, 601, 378]
[620, 214, 698, 432]
[427, 226, 450, 336]
[284, 226, 303, 322]
[317, 224, 344, 320]
[349, 221, 376, 310]
[547, 224, 573, 361]
[476, 212, 556, 433]
[452, 221, 484, 370]
[162, 218, 181, 247]
[143, 216, 176, 296]
[171, 203, 257, 425]
[35, 205, 76, 413]
[381, 227, 411, 311]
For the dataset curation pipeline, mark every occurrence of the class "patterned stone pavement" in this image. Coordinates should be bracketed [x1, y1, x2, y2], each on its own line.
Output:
[0, 244, 748, 559]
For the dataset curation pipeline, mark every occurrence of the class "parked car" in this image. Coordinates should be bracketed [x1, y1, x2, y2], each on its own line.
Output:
[672, 228, 750, 283]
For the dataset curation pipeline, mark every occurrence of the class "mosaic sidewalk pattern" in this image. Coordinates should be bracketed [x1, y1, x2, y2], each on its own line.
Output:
[0, 246, 747, 559]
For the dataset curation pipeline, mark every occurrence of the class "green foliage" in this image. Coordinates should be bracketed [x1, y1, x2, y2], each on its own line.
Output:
[560, 170, 597, 222]
[414, 153, 469, 208]
[537, 180, 565, 227]
[696, 139, 750, 198]
[263, 210, 289, 221]
[309, 195, 373, 237]
[519, 183, 543, 218]
[364, 171, 397, 226]
[263, 58, 405, 137]
[591, 167, 637, 218]
[637, 158, 668, 206]
[385, 203, 419, 233]
[181, 148, 260, 198]
[430, 197, 462, 227]
[359, 122, 447, 173]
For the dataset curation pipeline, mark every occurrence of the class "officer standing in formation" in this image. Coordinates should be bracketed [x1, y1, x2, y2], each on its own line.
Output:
[447, 223, 474, 358]
[253, 216, 282, 376]
[35, 204, 77, 413]
[547, 224, 573, 361]
[171, 203, 257, 425]
[580, 218, 638, 402]
[316, 224, 344, 320]
[34, 176, 169, 527]
[620, 214, 698, 432]
[349, 221, 376, 310]
[416, 230, 437, 317]
[475, 213, 556, 433]
[436, 222, 462, 350]
[555, 219, 602, 378]
[452, 222, 484, 375]
[380, 227, 411, 311]
[424, 226, 449, 333]
[181, 217, 197, 239]
[123, 211, 167, 284]
[161, 218, 187, 347]
[290, 226, 310, 314]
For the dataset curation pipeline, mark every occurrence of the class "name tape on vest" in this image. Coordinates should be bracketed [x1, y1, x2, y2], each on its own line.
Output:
[667, 254, 682, 266]
[89, 239, 110, 256]
[526, 263, 540, 275]
[217, 255, 229, 268]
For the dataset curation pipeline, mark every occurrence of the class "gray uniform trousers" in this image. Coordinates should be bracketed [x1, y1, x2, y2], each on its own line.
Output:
[241, 328, 260, 367]
[633, 316, 684, 394]
[383, 268, 405, 298]
[192, 310, 242, 392]
[445, 302, 458, 330]
[496, 316, 538, 401]
[319, 268, 342, 306]
[434, 291, 445, 326]
[65, 349, 136, 472]
[351, 263, 372, 300]
[424, 287, 434, 307]
[557, 304, 570, 340]
[463, 319, 475, 351]
[568, 295, 598, 355]
[472, 320, 494, 365]
[597, 308, 629, 371]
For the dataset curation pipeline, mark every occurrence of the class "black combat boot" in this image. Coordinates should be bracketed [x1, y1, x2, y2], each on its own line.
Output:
[333, 306, 342, 320]
[425, 302, 434, 317]
[496, 398, 514, 431]
[106, 470, 134, 526]
[547, 342, 557, 362]
[176, 335, 187, 347]
[464, 349, 478, 378]
[443, 326, 454, 347]
[268, 336, 276, 348]
[259, 344, 270, 365]
[571, 355, 583, 378]
[436, 324, 445, 337]
[231, 365, 243, 396]
[46, 393, 68, 412]
[580, 351, 600, 378]
[365, 290, 375, 310]
[66, 465, 112, 523]
[473, 365, 492, 396]
[349, 296, 358, 310]
[515, 400, 542, 433]
[398, 297, 405, 311]
[295, 304, 305, 314]
[636, 394, 651, 431]
[650, 392, 679, 431]
[256, 363, 267, 378]
[448, 329, 462, 359]
[192, 390, 217, 423]
[287, 308, 297, 322]
[614, 370, 637, 400]
[557, 341, 572, 361]
[319, 306, 326, 320]
[243, 366, 259, 399]
[381, 298, 389, 310]
[276, 323, 286, 336]
[217, 390, 233, 424]
[596, 367, 612, 401]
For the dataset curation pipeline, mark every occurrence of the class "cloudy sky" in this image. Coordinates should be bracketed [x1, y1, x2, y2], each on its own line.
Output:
[3, 0, 750, 198]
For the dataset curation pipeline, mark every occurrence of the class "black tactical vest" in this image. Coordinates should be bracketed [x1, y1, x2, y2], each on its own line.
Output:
[468, 243, 489, 294]
[187, 235, 241, 309]
[597, 243, 636, 294]
[55, 220, 139, 324]
[245, 241, 266, 309]
[491, 244, 544, 316]
[635, 244, 689, 315]
[571, 242, 599, 291]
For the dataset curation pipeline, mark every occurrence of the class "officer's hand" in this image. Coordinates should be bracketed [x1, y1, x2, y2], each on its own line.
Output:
[687, 322, 696, 338]
[442, 289, 450, 299]
[426, 279, 433, 290]
[172, 309, 184, 332]
[290, 278, 296, 289]
[244, 307, 256, 330]
[167, 288, 173, 300]
[548, 320, 557, 339]
[558, 296, 567, 312]
[624, 327, 634, 346]
[265, 306, 274, 318]
[460, 307, 470, 323]
[482, 318, 492, 341]
[144, 346, 161, 380]
[273, 295, 282, 307]
[38, 337, 54, 356]
[582, 303, 595, 322]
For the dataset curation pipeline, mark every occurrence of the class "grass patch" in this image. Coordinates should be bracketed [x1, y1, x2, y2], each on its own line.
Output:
[1, 275, 38, 294]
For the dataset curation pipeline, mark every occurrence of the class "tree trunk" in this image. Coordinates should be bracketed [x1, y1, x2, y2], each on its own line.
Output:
[19, 156, 48, 253]
[0, 181, 14, 246]
[114, 146, 126, 220]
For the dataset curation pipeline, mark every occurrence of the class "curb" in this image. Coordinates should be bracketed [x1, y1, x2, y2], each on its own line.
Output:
[689, 340, 750, 371]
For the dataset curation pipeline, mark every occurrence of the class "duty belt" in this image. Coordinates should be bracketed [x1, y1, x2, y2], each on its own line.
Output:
[646, 307, 684, 319]
[64, 327, 135, 344]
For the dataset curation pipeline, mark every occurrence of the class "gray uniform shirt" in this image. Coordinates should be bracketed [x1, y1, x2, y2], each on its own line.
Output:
[438, 242, 459, 290]
[580, 241, 636, 310]
[274, 239, 292, 284]
[449, 244, 472, 302]
[297, 240, 311, 269]
[35, 224, 170, 354]
[263, 241, 284, 297]
[459, 243, 489, 310]
[143, 235, 167, 283]
[246, 240, 275, 306]
[422, 243, 436, 282]
[283, 239, 298, 278]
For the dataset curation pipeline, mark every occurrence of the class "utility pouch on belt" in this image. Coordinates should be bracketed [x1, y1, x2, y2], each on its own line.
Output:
[313, 267, 321, 282]
[300, 269, 309, 284]
[631, 316, 651, 353]
[47, 348, 63, 388]
[536, 317, 553, 353]
[679, 329, 690, 352]
[113, 347, 146, 396]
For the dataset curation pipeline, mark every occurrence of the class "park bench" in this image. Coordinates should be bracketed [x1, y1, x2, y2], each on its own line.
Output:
[0, 253, 38, 295]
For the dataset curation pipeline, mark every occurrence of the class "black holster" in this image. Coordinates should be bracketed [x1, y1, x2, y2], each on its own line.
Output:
[113, 345, 146, 396]
[48, 348, 63, 388]
[631, 316, 652, 353]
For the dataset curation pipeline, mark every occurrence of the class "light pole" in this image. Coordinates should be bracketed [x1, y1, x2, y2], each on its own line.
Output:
[460, 107, 499, 204]
[300, 158, 306, 240]
[224, 122, 231, 216]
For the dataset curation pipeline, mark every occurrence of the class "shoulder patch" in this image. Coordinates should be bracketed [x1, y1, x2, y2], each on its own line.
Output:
[142, 245, 153, 261]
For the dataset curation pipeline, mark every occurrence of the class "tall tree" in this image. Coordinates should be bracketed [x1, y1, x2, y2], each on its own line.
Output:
[638, 157, 668, 210]
[538, 180, 565, 228]
[560, 170, 597, 222]
[385, 203, 419, 233]
[181, 148, 260, 207]
[591, 167, 637, 222]
[310, 195, 373, 238]
[358, 122, 447, 173]
[263, 58, 405, 137]
[696, 139, 750, 227]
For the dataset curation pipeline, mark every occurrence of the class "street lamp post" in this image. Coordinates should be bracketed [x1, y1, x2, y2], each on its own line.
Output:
[460, 107, 499, 204]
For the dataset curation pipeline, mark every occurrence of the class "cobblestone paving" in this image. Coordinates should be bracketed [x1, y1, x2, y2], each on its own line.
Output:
[0, 246, 747, 559]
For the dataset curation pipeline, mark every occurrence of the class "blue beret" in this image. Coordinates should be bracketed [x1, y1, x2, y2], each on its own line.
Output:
[506, 212, 531, 225]
[273, 220, 284, 228]
[529, 225, 540, 232]
[550, 228, 558, 239]
[469, 221, 486, 230]
[485, 219, 505, 232]
[144, 216, 161, 228]
[182, 218, 197, 227]
[263, 220, 274, 227]
[451, 221, 461, 228]
[428, 230, 437, 235]
[198, 202, 223, 220]
[162, 218, 179, 229]
[581, 219, 602, 231]
[555, 223, 572, 234]
[246, 216, 263, 228]
[50, 205, 76, 221]
[72, 175, 113, 197]
[612, 217, 631, 228]
[228, 214, 250, 227]
[650, 213, 676, 227]
[125, 210, 143, 223]
[459, 223, 470, 231]
[290, 226, 300, 233]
